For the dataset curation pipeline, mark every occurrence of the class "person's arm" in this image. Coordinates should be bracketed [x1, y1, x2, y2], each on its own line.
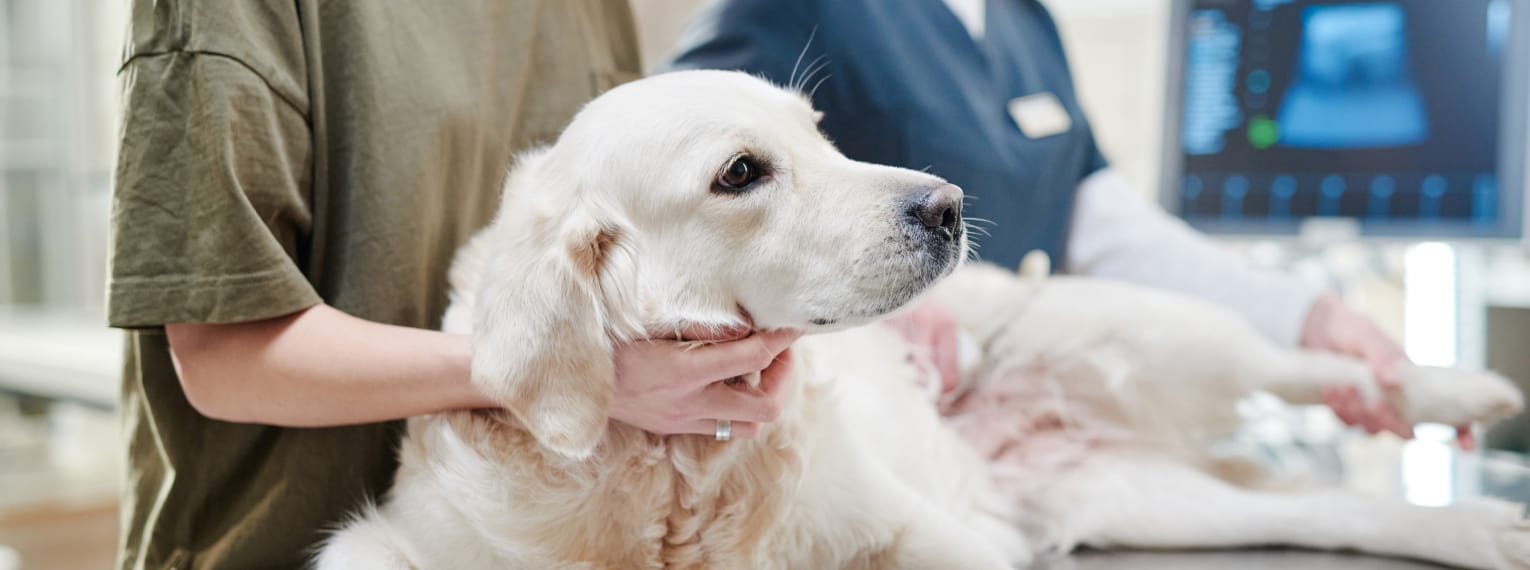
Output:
[167, 304, 480, 426]
[167, 304, 799, 437]
[1063, 169, 1473, 445]
[1065, 168, 1320, 346]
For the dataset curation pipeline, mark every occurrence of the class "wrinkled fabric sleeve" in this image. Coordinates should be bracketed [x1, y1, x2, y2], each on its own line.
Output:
[1066, 169, 1322, 346]
[108, 52, 320, 328]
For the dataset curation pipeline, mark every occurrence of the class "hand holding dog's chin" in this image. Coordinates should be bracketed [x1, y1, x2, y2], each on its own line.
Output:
[606, 329, 801, 439]
[1301, 294, 1475, 449]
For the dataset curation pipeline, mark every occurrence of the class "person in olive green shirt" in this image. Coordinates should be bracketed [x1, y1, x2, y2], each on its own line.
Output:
[108, 2, 797, 568]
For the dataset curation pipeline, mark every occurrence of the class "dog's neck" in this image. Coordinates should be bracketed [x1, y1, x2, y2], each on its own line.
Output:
[564, 371, 819, 562]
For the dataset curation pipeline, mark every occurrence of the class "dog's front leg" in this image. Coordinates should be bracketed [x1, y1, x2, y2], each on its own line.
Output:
[1249, 348, 1523, 428]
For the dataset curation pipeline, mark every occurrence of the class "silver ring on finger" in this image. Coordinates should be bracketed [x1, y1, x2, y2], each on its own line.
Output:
[715, 419, 732, 442]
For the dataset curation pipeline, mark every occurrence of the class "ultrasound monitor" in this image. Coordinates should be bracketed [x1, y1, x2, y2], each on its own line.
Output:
[1161, 0, 1530, 239]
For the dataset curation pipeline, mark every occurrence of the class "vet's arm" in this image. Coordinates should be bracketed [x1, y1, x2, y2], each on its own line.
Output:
[166, 304, 485, 426]
[1064, 168, 1320, 347]
[1063, 170, 1465, 444]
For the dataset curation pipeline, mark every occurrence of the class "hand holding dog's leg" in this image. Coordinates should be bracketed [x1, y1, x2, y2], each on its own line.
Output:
[1299, 294, 1477, 446]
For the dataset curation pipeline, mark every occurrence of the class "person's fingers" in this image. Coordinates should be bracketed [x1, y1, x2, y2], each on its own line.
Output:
[1458, 426, 1476, 451]
[671, 418, 762, 439]
[695, 381, 786, 423]
[757, 348, 795, 399]
[728, 421, 761, 439]
[1359, 413, 1382, 435]
[1361, 406, 1393, 436]
[1372, 357, 1402, 388]
[1324, 386, 1359, 426]
[1321, 386, 1342, 420]
[1375, 405, 1413, 439]
[1356, 397, 1399, 436]
[1342, 390, 1369, 429]
[1364, 334, 1407, 388]
[686, 329, 802, 382]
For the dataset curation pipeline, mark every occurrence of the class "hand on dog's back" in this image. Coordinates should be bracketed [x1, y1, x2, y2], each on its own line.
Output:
[609, 328, 801, 439]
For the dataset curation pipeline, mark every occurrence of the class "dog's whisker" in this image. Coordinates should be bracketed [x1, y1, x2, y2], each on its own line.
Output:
[793, 55, 826, 92]
[799, 60, 832, 96]
[788, 27, 820, 90]
[807, 73, 833, 101]
[962, 216, 996, 226]
[794, 55, 830, 93]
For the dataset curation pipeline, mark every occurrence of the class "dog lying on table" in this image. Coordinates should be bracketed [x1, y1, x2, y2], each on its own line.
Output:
[315, 70, 1528, 569]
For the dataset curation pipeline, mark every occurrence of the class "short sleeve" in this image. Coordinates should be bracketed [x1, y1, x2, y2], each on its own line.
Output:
[107, 52, 320, 328]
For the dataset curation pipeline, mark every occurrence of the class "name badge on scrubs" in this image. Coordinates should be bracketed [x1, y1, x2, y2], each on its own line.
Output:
[1008, 93, 1073, 139]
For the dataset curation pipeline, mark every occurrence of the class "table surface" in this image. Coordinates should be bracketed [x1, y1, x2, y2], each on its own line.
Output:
[1053, 549, 1454, 569]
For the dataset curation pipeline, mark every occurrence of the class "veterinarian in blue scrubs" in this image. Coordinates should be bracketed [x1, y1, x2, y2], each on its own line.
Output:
[668, 0, 1462, 444]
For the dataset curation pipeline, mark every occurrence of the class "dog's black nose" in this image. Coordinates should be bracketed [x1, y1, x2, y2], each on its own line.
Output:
[909, 183, 963, 238]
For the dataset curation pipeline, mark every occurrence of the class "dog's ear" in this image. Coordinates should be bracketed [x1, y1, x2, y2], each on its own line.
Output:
[471, 156, 623, 460]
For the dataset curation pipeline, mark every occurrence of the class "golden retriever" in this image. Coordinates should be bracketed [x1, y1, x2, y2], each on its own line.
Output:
[315, 70, 1528, 569]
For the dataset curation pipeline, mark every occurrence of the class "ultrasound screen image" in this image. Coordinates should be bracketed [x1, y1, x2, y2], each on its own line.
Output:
[1172, 0, 1520, 236]
[1278, 4, 1429, 148]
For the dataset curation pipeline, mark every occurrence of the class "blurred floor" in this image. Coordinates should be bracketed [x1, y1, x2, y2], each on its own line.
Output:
[0, 396, 117, 570]
[0, 503, 114, 570]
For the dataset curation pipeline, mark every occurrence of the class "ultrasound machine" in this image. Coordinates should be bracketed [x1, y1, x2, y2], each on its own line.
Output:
[1161, 0, 1530, 452]
[1162, 0, 1529, 241]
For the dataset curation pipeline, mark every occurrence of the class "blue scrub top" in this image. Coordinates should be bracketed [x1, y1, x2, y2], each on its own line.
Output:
[666, 0, 1109, 270]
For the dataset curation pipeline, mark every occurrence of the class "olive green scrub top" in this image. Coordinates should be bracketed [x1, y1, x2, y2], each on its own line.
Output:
[106, 2, 640, 568]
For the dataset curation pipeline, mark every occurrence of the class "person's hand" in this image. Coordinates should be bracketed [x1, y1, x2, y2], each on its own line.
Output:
[884, 299, 962, 395]
[609, 327, 801, 439]
[1302, 294, 1475, 449]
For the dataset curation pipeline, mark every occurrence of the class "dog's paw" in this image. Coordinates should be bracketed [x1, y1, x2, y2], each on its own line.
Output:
[1398, 365, 1524, 427]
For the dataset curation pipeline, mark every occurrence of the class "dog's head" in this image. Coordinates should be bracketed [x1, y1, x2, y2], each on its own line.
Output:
[468, 70, 966, 458]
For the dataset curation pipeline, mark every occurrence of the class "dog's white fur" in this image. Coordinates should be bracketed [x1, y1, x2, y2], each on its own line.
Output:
[932, 260, 1530, 569]
[316, 71, 1529, 569]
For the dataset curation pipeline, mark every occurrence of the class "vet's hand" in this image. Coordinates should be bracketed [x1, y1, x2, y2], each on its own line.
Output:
[610, 327, 800, 439]
[1302, 294, 1475, 449]
[885, 299, 961, 395]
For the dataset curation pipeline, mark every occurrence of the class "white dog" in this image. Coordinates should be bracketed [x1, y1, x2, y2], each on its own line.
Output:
[931, 258, 1529, 569]
[315, 71, 1528, 569]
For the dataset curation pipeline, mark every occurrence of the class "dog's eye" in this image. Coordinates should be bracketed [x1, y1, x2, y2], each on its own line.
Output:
[715, 155, 764, 191]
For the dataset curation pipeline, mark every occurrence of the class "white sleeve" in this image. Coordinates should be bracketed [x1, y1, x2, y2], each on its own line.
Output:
[1064, 168, 1322, 346]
